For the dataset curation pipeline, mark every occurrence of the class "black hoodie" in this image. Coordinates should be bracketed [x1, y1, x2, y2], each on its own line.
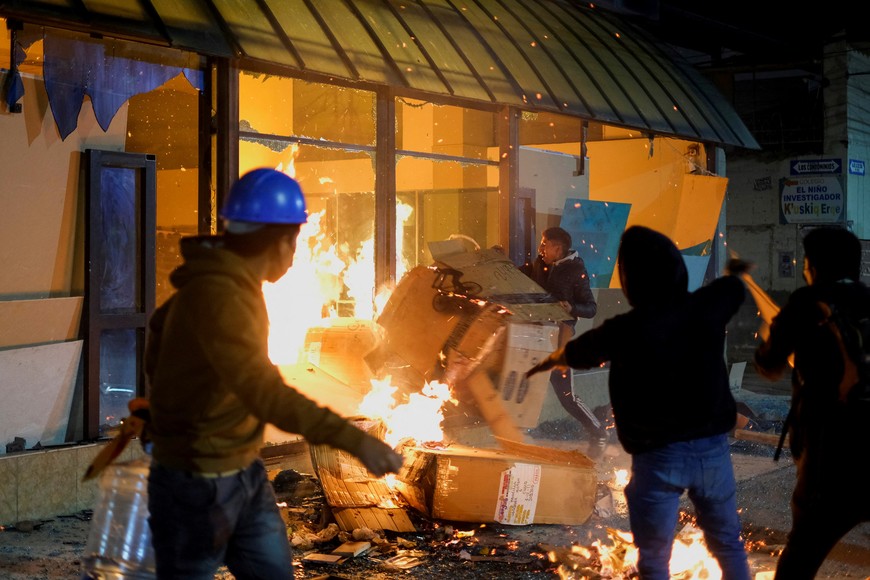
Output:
[563, 226, 745, 454]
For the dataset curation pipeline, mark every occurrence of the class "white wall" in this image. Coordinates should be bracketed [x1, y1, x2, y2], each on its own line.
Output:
[518, 146, 590, 237]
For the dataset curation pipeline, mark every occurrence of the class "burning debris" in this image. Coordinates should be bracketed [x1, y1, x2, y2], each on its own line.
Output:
[276, 467, 769, 580]
[280, 419, 778, 580]
[242, 201, 792, 578]
[275, 420, 791, 580]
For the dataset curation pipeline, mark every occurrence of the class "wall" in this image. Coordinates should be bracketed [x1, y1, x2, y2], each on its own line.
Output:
[0, 76, 127, 298]
[840, 41, 870, 239]
[724, 156, 797, 361]
[0, 73, 127, 453]
[0, 442, 147, 525]
[518, 146, 590, 235]
[725, 157, 804, 294]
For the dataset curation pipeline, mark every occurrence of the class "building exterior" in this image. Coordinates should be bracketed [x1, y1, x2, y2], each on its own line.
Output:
[0, 0, 760, 522]
[674, 24, 870, 359]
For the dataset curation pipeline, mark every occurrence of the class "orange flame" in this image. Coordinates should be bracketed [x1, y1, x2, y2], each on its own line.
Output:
[263, 153, 416, 366]
[358, 377, 457, 447]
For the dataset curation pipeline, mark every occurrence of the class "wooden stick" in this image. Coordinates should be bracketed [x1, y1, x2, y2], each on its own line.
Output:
[733, 428, 789, 448]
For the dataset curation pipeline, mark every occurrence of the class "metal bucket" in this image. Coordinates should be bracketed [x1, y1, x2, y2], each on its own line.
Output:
[81, 460, 155, 579]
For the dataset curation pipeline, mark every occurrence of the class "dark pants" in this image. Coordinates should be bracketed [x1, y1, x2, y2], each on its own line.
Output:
[775, 459, 870, 579]
[147, 459, 292, 580]
[550, 368, 607, 440]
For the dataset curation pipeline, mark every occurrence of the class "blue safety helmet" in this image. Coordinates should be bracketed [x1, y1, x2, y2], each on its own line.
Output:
[220, 168, 308, 227]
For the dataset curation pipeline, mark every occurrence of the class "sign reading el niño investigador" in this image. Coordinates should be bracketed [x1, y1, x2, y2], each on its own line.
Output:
[779, 176, 845, 224]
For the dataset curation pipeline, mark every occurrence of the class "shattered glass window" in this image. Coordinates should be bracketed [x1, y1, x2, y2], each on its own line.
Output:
[0, 19, 44, 76]
[239, 71, 377, 321]
[396, 156, 498, 272]
[239, 72, 375, 146]
[396, 97, 497, 161]
[395, 98, 499, 273]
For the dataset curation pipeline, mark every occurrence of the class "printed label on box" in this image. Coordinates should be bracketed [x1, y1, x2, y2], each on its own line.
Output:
[494, 463, 541, 525]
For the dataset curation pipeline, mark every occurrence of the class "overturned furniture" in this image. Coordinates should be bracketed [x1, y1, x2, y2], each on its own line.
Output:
[373, 245, 570, 440]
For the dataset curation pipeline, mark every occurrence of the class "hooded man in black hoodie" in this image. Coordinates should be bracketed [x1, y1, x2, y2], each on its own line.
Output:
[755, 226, 870, 579]
[528, 225, 751, 580]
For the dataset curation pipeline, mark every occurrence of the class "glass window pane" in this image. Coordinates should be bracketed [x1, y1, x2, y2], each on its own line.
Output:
[519, 110, 584, 151]
[99, 328, 139, 436]
[99, 167, 141, 314]
[125, 73, 200, 307]
[239, 72, 375, 146]
[240, 139, 376, 320]
[521, 110, 644, 153]
[396, 97, 498, 162]
[396, 157, 499, 273]
[2, 21, 45, 76]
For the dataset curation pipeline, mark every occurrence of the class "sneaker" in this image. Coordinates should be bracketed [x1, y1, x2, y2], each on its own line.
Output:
[587, 436, 607, 459]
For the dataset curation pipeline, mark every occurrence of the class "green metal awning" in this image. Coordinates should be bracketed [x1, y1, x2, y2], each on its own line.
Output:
[0, 0, 759, 149]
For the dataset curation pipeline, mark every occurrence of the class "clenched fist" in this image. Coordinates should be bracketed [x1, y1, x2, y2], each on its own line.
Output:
[354, 433, 404, 477]
[525, 347, 568, 378]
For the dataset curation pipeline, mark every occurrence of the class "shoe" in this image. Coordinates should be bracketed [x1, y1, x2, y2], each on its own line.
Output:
[587, 436, 607, 459]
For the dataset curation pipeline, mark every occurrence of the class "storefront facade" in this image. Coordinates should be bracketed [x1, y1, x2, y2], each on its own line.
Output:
[0, 0, 757, 521]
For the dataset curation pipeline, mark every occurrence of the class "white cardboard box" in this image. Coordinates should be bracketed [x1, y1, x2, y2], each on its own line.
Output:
[377, 247, 565, 431]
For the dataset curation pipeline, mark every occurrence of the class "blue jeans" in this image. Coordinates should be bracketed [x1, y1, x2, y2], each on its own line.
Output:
[147, 459, 292, 580]
[625, 434, 751, 580]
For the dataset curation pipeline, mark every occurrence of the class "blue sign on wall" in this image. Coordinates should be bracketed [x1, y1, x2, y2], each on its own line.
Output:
[559, 199, 631, 288]
[849, 159, 865, 176]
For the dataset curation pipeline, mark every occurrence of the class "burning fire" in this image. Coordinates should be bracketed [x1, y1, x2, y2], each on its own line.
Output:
[262, 210, 344, 364]
[255, 155, 757, 580]
[613, 468, 629, 488]
[555, 471, 729, 578]
[263, 158, 459, 447]
[555, 523, 726, 579]
[263, 149, 406, 363]
[358, 377, 457, 448]
[668, 524, 724, 579]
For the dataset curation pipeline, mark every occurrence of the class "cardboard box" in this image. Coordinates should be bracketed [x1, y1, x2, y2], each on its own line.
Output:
[376, 266, 502, 378]
[483, 321, 560, 428]
[264, 362, 366, 445]
[302, 318, 380, 394]
[396, 442, 597, 525]
[376, 246, 565, 431]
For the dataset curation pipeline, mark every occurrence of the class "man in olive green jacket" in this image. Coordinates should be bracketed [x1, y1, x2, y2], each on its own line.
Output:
[145, 168, 402, 579]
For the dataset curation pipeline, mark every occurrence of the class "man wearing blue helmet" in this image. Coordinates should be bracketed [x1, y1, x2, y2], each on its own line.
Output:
[144, 168, 403, 579]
